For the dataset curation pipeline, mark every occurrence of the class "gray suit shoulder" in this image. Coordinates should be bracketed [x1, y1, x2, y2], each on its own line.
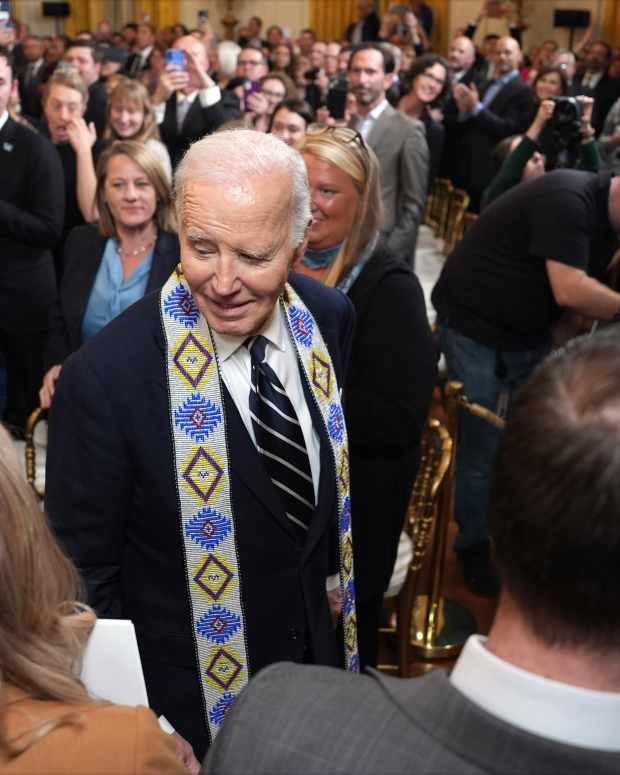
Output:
[390, 108, 426, 137]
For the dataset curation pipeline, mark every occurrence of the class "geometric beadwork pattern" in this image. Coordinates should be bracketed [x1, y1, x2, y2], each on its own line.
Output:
[186, 508, 232, 551]
[196, 604, 241, 644]
[160, 267, 251, 745]
[174, 393, 222, 442]
[288, 305, 314, 348]
[160, 267, 358, 748]
[282, 284, 358, 676]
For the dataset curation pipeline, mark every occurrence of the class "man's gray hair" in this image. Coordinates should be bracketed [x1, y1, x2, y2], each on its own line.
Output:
[174, 130, 311, 247]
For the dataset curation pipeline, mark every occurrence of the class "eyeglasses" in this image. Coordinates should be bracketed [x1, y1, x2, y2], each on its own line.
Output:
[238, 59, 262, 67]
[262, 88, 286, 100]
[420, 70, 446, 87]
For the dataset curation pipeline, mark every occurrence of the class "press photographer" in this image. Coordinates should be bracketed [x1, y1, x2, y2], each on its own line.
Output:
[482, 88, 597, 210]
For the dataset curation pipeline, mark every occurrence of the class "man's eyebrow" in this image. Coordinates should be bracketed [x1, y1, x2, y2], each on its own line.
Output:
[186, 227, 210, 242]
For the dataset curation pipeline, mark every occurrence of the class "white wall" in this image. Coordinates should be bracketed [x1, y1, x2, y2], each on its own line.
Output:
[448, 0, 606, 53]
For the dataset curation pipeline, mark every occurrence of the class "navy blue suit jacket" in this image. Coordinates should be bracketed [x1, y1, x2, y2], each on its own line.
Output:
[46, 272, 355, 757]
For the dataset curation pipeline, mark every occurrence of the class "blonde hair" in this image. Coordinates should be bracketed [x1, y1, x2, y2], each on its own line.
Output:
[104, 77, 160, 144]
[0, 424, 96, 758]
[95, 140, 177, 238]
[44, 66, 89, 108]
[298, 126, 383, 288]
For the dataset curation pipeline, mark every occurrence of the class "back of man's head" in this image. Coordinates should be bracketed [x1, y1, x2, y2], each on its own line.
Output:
[490, 333, 620, 651]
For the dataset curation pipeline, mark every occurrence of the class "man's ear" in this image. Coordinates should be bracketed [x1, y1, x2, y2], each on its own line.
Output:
[10, 79, 18, 102]
[291, 219, 312, 265]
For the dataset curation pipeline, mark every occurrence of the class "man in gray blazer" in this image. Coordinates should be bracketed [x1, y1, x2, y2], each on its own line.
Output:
[348, 43, 428, 267]
[205, 332, 620, 774]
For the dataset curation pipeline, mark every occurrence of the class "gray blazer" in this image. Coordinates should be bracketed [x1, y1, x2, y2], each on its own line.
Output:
[205, 662, 620, 774]
[352, 104, 429, 264]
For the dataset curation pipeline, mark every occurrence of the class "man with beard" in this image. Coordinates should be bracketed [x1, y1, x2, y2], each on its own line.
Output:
[348, 44, 428, 265]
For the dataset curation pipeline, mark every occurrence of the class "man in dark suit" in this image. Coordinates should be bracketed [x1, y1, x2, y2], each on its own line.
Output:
[153, 34, 229, 169]
[348, 43, 429, 265]
[64, 39, 107, 137]
[0, 45, 64, 434]
[345, 1, 380, 44]
[46, 130, 358, 762]
[123, 21, 155, 78]
[206, 332, 620, 774]
[17, 34, 45, 118]
[573, 40, 620, 137]
[450, 35, 535, 211]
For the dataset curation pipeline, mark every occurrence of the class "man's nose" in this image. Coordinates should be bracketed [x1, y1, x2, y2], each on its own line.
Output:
[212, 255, 239, 295]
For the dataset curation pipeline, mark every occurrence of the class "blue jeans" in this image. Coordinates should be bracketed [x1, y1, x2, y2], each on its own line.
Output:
[438, 323, 549, 552]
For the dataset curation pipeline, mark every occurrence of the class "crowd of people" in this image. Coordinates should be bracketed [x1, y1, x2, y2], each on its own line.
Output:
[1, 0, 620, 772]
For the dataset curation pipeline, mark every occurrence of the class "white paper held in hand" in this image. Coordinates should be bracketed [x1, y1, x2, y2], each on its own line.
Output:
[80, 619, 149, 707]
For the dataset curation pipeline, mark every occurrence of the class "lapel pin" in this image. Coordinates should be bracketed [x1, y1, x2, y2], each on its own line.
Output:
[3, 142, 13, 152]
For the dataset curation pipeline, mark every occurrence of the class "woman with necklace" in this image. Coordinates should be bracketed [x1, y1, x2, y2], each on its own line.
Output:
[39, 140, 178, 409]
[295, 126, 437, 670]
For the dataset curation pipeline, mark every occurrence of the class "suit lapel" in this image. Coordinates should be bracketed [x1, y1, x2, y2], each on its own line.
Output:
[367, 102, 395, 149]
[146, 232, 179, 294]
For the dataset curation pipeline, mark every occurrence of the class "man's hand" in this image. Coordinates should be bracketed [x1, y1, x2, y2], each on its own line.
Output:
[66, 118, 97, 156]
[152, 65, 189, 105]
[39, 365, 62, 410]
[453, 82, 478, 114]
[172, 732, 200, 775]
[327, 587, 343, 627]
[185, 48, 215, 91]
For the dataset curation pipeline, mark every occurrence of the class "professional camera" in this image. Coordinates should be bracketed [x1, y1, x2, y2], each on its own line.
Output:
[546, 96, 582, 169]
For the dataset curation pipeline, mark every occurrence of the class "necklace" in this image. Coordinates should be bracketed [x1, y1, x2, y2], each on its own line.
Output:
[117, 238, 155, 259]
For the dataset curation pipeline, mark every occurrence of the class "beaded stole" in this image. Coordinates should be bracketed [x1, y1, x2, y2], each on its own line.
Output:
[159, 266, 359, 744]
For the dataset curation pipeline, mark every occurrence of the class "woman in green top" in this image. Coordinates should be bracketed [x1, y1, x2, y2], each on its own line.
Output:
[482, 66, 598, 210]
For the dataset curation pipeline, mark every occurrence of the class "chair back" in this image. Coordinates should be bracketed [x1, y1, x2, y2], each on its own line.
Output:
[424, 177, 453, 235]
[25, 407, 47, 501]
[443, 188, 470, 255]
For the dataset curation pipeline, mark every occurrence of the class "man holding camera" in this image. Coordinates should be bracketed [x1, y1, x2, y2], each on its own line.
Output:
[153, 35, 227, 169]
[432, 168, 620, 596]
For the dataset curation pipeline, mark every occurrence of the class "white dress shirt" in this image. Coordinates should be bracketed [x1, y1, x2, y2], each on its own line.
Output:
[153, 86, 222, 127]
[451, 635, 620, 751]
[0, 110, 9, 134]
[211, 303, 320, 500]
[356, 98, 389, 141]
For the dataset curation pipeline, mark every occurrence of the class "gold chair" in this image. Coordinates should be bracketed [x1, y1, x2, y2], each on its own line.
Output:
[424, 177, 453, 236]
[24, 407, 47, 501]
[443, 188, 470, 256]
[380, 417, 454, 676]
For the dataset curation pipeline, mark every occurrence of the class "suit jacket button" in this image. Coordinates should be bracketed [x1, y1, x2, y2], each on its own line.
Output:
[288, 627, 299, 640]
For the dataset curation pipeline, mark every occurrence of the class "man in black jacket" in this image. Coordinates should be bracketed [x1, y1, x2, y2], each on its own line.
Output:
[0, 46, 64, 433]
[449, 36, 535, 211]
[153, 35, 229, 169]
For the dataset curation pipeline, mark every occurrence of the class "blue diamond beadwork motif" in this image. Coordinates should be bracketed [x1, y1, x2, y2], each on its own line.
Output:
[327, 403, 345, 443]
[174, 393, 222, 442]
[340, 496, 351, 533]
[174, 333, 213, 389]
[196, 604, 241, 644]
[183, 447, 224, 503]
[343, 578, 356, 615]
[289, 305, 314, 347]
[164, 283, 199, 327]
[208, 692, 237, 726]
[205, 648, 243, 691]
[311, 351, 332, 398]
[193, 554, 233, 601]
[186, 507, 232, 551]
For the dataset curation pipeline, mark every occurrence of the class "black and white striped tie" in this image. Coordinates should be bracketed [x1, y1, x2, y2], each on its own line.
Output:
[247, 335, 315, 538]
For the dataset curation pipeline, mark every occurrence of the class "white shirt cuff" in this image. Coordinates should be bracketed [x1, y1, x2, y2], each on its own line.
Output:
[199, 86, 221, 108]
[325, 573, 340, 592]
[153, 102, 165, 125]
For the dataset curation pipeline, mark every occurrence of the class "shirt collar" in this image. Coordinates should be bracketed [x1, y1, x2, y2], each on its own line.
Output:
[492, 68, 519, 86]
[0, 111, 9, 133]
[451, 635, 620, 752]
[211, 300, 287, 363]
[369, 98, 388, 121]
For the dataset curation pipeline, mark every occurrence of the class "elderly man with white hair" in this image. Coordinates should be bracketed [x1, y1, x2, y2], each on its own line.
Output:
[46, 131, 358, 763]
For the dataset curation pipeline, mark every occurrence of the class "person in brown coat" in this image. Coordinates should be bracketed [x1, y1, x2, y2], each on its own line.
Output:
[0, 424, 188, 775]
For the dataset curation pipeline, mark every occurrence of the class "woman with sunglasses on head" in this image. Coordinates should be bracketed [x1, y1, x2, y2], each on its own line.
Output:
[295, 126, 437, 670]
[0, 424, 187, 774]
[399, 53, 451, 185]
